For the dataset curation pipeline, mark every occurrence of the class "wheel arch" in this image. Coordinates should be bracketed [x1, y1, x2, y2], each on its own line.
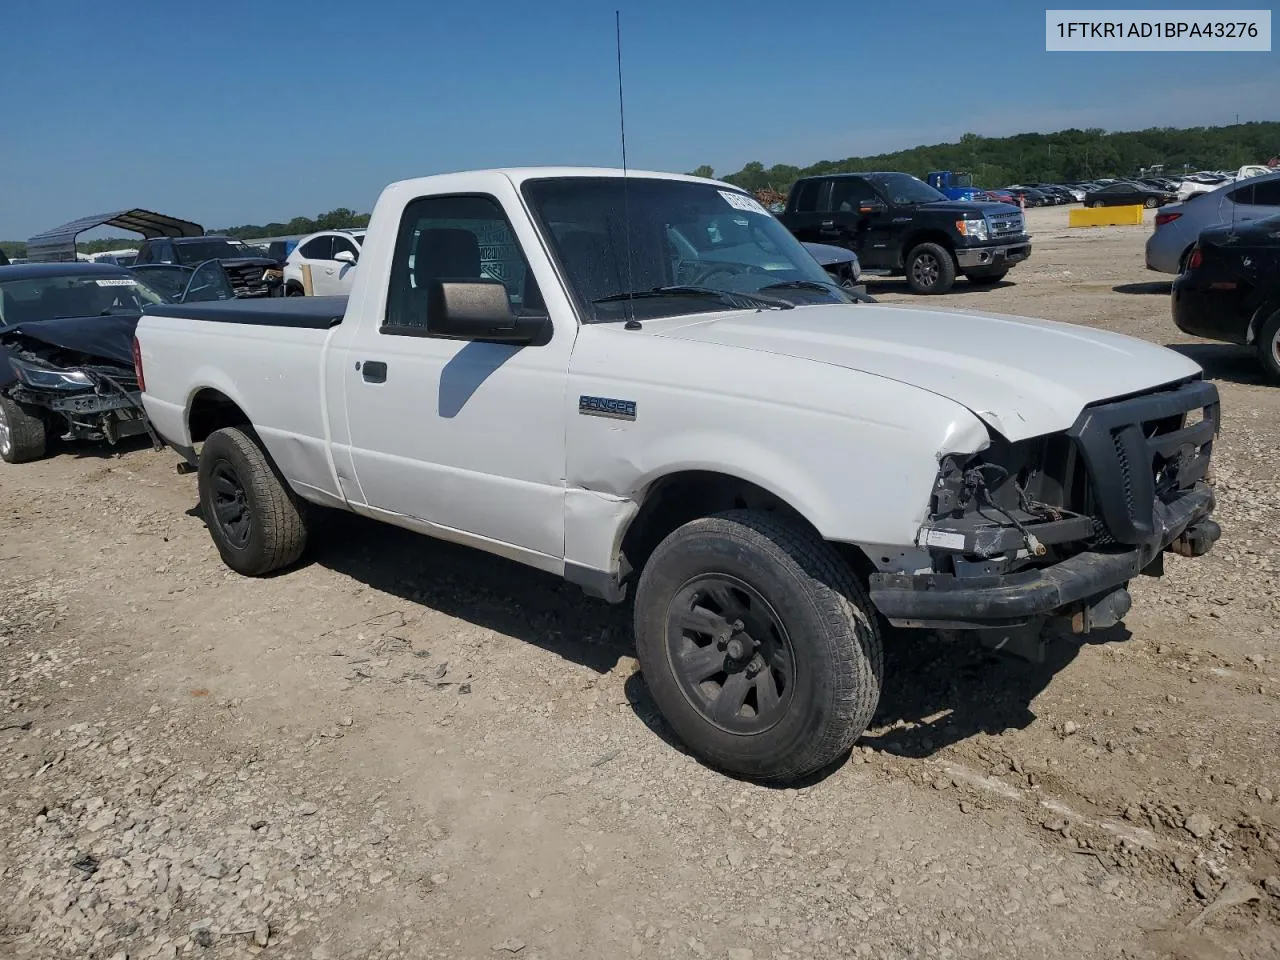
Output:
[187, 386, 252, 444]
[902, 230, 957, 263]
[1248, 298, 1280, 345]
[615, 468, 873, 585]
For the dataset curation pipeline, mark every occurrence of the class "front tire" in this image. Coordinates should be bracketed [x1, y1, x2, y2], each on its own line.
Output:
[1256, 309, 1280, 384]
[1143, 197, 1158, 209]
[905, 242, 957, 295]
[197, 426, 309, 575]
[634, 510, 883, 783]
[1089, 200, 1103, 208]
[0, 396, 48, 464]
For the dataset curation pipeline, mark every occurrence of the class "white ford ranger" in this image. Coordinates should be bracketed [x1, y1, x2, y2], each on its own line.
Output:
[135, 168, 1221, 783]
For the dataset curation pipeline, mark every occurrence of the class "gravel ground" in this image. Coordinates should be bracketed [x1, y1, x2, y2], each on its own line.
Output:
[1, 205, 1278, 960]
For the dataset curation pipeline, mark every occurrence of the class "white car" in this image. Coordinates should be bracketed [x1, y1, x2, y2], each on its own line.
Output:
[283, 229, 366, 296]
[135, 167, 1221, 783]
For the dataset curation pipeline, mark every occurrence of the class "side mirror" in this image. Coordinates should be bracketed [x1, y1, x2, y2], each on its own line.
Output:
[857, 199, 887, 215]
[426, 279, 547, 344]
[333, 250, 357, 265]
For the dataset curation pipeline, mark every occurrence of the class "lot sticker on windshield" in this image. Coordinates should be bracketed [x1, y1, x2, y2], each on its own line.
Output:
[718, 190, 768, 216]
[94, 279, 136, 286]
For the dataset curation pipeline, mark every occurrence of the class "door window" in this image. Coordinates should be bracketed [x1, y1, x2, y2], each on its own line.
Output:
[791, 180, 822, 213]
[299, 236, 333, 260]
[828, 178, 877, 213]
[331, 235, 359, 259]
[384, 194, 540, 333]
[1249, 178, 1280, 206]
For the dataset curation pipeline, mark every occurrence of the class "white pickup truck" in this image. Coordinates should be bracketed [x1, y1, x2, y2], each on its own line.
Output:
[135, 167, 1221, 783]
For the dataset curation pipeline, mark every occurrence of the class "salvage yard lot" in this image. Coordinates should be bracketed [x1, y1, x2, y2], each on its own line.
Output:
[2, 205, 1278, 960]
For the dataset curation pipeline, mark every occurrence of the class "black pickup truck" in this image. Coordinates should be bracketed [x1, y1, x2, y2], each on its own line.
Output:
[133, 236, 281, 298]
[777, 172, 1032, 294]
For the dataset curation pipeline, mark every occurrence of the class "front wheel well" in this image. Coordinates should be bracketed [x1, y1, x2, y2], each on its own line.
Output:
[618, 470, 872, 583]
[901, 231, 955, 264]
[188, 388, 250, 443]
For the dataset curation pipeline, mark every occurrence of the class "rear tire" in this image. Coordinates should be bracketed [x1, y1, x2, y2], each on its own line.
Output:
[285, 283, 305, 297]
[0, 396, 48, 464]
[1256, 310, 1280, 384]
[1090, 200, 1103, 208]
[197, 426, 309, 575]
[633, 510, 883, 784]
[966, 269, 1008, 286]
[905, 242, 956, 295]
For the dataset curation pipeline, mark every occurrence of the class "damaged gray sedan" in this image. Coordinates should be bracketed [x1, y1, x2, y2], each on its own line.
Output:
[0, 261, 233, 463]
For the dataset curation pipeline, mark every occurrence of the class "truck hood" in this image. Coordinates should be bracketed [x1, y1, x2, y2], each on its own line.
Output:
[917, 199, 1022, 217]
[649, 303, 1202, 441]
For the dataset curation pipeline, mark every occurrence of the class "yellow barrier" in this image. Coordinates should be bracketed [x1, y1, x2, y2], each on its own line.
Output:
[1069, 205, 1145, 227]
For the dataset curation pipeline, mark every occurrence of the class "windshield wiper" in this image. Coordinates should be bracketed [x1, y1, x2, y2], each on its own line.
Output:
[592, 285, 793, 311]
[759, 279, 837, 293]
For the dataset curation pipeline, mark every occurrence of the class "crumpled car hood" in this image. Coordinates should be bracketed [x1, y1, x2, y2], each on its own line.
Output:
[0, 313, 140, 388]
[648, 302, 1203, 441]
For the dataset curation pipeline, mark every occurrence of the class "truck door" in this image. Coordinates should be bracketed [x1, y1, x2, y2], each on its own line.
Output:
[779, 178, 829, 243]
[335, 189, 572, 567]
[825, 177, 894, 269]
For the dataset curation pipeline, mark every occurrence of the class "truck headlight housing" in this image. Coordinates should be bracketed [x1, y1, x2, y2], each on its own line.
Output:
[9, 358, 95, 391]
[955, 218, 989, 241]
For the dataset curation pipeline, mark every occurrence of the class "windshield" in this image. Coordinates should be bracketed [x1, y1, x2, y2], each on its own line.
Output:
[867, 173, 947, 205]
[0, 271, 168, 325]
[175, 240, 252, 264]
[521, 177, 853, 322]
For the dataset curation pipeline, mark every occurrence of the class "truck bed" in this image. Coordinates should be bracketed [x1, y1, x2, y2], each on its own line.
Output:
[144, 296, 348, 330]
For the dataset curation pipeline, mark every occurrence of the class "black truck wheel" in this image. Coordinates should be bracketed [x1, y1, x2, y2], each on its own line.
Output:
[197, 426, 309, 576]
[965, 269, 1008, 286]
[0, 396, 49, 464]
[1256, 309, 1280, 384]
[633, 510, 883, 784]
[905, 242, 957, 295]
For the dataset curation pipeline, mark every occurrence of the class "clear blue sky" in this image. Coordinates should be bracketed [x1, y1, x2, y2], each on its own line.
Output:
[1, 0, 1274, 238]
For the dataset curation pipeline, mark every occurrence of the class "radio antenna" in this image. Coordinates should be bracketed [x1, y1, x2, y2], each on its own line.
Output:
[616, 9, 640, 329]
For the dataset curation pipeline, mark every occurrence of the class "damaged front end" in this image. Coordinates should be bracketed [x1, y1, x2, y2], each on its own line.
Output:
[4, 341, 155, 446]
[869, 378, 1221, 660]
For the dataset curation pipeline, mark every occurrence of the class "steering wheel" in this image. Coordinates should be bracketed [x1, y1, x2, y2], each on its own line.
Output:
[687, 262, 764, 287]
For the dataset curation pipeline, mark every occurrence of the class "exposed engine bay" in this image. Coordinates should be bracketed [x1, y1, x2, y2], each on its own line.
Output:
[0, 315, 157, 450]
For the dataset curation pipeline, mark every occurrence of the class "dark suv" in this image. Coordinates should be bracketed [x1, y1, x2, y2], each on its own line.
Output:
[133, 236, 280, 298]
[777, 172, 1032, 294]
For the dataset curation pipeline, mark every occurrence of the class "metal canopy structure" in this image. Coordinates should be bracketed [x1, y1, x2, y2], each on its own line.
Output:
[26, 209, 205, 262]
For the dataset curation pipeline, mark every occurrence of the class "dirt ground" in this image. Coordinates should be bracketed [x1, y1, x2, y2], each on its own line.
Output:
[2, 205, 1278, 960]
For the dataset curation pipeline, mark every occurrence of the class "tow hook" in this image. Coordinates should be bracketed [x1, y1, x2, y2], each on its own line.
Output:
[1045, 587, 1133, 638]
[1168, 520, 1221, 558]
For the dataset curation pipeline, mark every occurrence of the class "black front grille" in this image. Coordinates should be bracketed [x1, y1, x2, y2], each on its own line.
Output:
[1066, 379, 1219, 546]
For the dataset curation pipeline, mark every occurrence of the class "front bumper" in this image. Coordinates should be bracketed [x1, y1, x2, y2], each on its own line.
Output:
[869, 483, 1217, 629]
[955, 242, 1031, 270]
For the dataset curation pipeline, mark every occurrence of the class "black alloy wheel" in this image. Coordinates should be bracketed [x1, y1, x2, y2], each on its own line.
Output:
[208, 459, 252, 548]
[665, 574, 796, 735]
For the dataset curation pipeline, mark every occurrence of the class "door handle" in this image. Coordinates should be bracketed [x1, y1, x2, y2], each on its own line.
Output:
[360, 360, 388, 383]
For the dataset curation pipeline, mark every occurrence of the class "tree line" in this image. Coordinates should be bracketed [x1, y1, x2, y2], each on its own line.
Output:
[689, 122, 1280, 195]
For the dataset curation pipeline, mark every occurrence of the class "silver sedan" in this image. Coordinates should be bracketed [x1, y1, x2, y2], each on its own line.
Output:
[1145, 172, 1280, 274]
